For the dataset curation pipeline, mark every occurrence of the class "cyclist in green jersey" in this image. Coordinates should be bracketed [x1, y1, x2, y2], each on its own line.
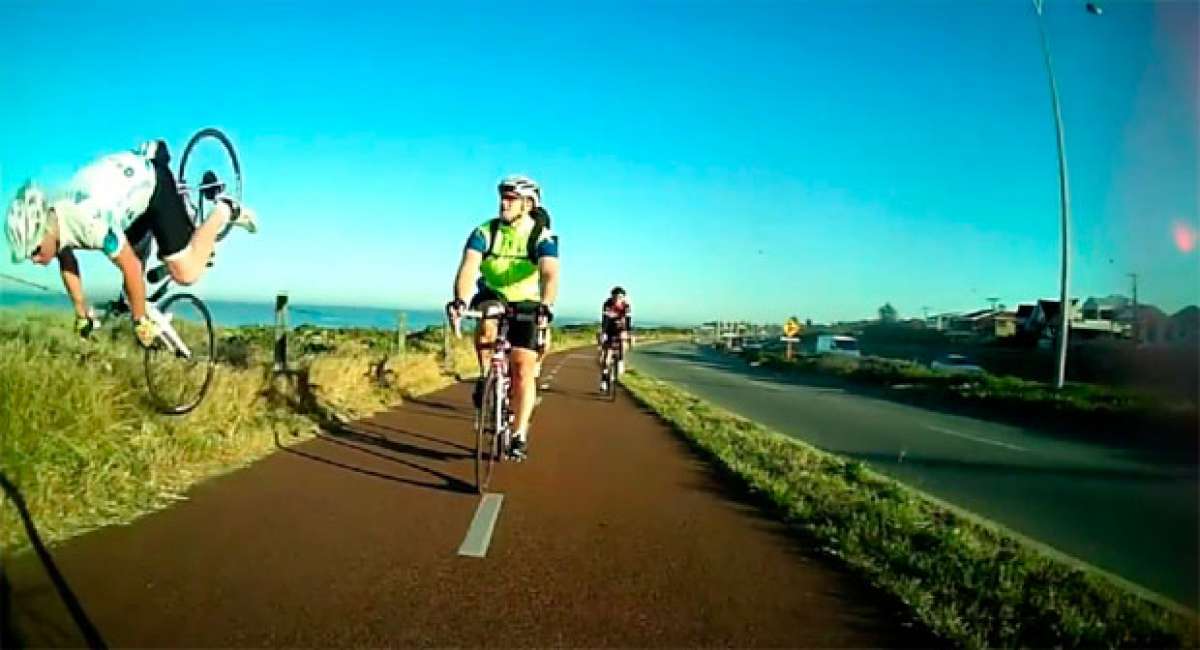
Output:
[448, 175, 559, 460]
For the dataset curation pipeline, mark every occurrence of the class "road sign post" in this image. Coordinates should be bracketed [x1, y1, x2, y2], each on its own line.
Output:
[782, 317, 803, 360]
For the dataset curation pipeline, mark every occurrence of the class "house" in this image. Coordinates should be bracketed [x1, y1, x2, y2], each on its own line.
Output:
[1028, 299, 1082, 340]
[1165, 306, 1200, 345]
[1075, 295, 1133, 339]
[1136, 305, 1169, 344]
[926, 312, 960, 331]
[947, 309, 1018, 339]
[1015, 304, 1036, 333]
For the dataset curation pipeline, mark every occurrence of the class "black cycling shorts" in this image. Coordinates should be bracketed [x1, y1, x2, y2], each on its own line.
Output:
[470, 287, 544, 352]
[123, 140, 195, 261]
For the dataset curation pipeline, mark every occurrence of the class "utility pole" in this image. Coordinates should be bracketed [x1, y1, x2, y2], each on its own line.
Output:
[987, 297, 1000, 312]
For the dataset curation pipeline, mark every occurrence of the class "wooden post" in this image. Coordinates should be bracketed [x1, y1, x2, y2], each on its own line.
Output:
[397, 311, 407, 361]
[442, 312, 452, 373]
[786, 339, 794, 361]
[274, 292, 289, 374]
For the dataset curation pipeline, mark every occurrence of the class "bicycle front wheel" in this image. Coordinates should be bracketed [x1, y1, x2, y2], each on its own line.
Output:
[605, 351, 618, 401]
[178, 128, 243, 243]
[144, 293, 216, 415]
[475, 374, 501, 493]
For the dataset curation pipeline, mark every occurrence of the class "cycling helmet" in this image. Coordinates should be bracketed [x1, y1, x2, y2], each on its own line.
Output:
[6, 183, 49, 263]
[611, 286, 626, 297]
[498, 174, 541, 207]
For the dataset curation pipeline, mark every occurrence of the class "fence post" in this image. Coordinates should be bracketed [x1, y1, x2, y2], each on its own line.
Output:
[442, 312, 453, 373]
[274, 291, 289, 374]
[397, 311, 407, 362]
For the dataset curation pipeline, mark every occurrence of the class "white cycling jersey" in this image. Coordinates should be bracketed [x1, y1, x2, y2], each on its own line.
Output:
[51, 143, 159, 258]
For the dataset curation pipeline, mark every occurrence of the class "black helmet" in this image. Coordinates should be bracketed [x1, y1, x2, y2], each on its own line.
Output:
[611, 286, 626, 296]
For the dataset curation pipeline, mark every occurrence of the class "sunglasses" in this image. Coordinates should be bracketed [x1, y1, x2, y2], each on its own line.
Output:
[30, 244, 44, 259]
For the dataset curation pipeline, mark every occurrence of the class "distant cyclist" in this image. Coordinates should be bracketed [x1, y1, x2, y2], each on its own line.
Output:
[447, 175, 559, 460]
[599, 286, 633, 393]
[5, 139, 257, 347]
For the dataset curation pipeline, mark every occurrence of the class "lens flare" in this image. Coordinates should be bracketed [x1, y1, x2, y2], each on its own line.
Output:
[1172, 220, 1198, 253]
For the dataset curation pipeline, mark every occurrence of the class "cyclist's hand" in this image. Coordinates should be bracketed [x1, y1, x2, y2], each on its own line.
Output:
[536, 303, 554, 325]
[133, 316, 160, 348]
[446, 299, 466, 320]
[75, 313, 100, 339]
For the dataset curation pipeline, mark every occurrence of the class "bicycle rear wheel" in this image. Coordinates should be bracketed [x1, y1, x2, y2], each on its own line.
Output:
[144, 293, 215, 415]
[178, 128, 242, 243]
[605, 348, 618, 401]
[475, 373, 502, 493]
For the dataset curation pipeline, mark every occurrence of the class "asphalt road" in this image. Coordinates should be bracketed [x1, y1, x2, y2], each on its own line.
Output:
[2, 350, 932, 647]
[630, 342, 1199, 609]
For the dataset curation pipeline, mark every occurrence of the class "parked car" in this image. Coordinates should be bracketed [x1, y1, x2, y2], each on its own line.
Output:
[931, 354, 985, 375]
[815, 334, 861, 357]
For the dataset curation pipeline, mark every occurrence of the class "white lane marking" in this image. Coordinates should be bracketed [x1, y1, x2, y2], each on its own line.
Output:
[458, 493, 504, 558]
[924, 425, 1028, 452]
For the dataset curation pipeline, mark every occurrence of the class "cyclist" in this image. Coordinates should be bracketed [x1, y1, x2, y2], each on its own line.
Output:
[599, 286, 633, 393]
[5, 139, 257, 346]
[447, 175, 559, 460]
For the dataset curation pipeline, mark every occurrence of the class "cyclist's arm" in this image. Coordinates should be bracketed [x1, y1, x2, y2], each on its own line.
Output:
[111, 245, 147, 320]
[454, 248, 482, 304]
[55, 249, 89, 318]
[538, 256, 559, 307]
[535, 233, 559, 307]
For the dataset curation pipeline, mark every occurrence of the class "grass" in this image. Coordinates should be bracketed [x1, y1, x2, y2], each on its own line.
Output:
[620, 369, 1199, 649]
[746, 350, 1198, 447]
[0, 308, 621, 555]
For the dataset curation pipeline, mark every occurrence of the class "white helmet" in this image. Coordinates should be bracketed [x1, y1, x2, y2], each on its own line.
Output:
[6, 183, 49, 263]
[498, 174, 541, 207]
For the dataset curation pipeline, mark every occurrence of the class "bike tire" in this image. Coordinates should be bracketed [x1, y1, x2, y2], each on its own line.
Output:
[144, 293, 215, 415]
[178, 128, 243, 243]
[616, 344, 626, 398]
[475, 373, 500, 493]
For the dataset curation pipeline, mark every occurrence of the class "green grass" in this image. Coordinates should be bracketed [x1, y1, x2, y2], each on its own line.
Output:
[747, 350, 1197, 446]
[620, 370, 1199, 649]
[0, 309, 664, 555]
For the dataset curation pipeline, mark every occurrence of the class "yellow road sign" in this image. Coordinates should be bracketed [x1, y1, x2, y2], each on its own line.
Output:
[784, 318, 802, 337]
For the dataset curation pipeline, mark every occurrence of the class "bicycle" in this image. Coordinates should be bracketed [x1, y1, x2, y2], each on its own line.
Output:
[450, 303, 545, 493]
[599, 330, 627, 401]
[88, 128, 243, 415]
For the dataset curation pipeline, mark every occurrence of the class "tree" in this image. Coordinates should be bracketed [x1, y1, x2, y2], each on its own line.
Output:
[878, 302, 898, 323]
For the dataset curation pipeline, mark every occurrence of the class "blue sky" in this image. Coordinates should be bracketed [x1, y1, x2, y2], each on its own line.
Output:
[1, 0, 1196, 325]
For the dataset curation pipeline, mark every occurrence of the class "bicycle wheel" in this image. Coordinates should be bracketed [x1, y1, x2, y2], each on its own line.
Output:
[605, 349, 618, 401]
[178, 128, 243, 243]
[475, 373, 501, 493]
[144, 293, 215, 415]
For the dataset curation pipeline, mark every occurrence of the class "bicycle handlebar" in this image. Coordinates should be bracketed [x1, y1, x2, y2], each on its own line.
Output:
[449, 308, 543, 338]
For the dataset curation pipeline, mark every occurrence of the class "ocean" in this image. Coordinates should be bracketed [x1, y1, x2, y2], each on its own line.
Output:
[0, 289, 607, 330]
[0, 289, 447, 331]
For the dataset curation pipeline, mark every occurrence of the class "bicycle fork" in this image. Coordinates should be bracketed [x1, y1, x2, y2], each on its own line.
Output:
[145, 304, 192, 359]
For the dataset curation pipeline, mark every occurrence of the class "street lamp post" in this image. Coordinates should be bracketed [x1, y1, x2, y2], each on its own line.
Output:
[1031, 0, 1101, 389]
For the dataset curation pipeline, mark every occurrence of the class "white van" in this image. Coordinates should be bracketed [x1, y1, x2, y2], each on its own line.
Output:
[815, 334, 861, 357]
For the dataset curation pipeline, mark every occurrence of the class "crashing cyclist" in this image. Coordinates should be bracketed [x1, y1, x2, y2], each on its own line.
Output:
[5, 139, 257, 347]
[447, 175, 559, 460]
[598, 286, 633, 393]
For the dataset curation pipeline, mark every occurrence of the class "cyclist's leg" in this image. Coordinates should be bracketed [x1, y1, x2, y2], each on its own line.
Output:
[469, 293, 503, 406]
[474, 316, 498, 371]
[509, 347, 538, 436]
[470, 293, 504, 371]
[535, 326, 550, 378]
[142, 157, 209, 284]
[506, 309, 541, 445]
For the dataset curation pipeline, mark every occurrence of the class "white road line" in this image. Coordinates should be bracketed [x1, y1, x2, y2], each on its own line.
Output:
[924, 425, 1028, 452]
[457, 493, 504, 558]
